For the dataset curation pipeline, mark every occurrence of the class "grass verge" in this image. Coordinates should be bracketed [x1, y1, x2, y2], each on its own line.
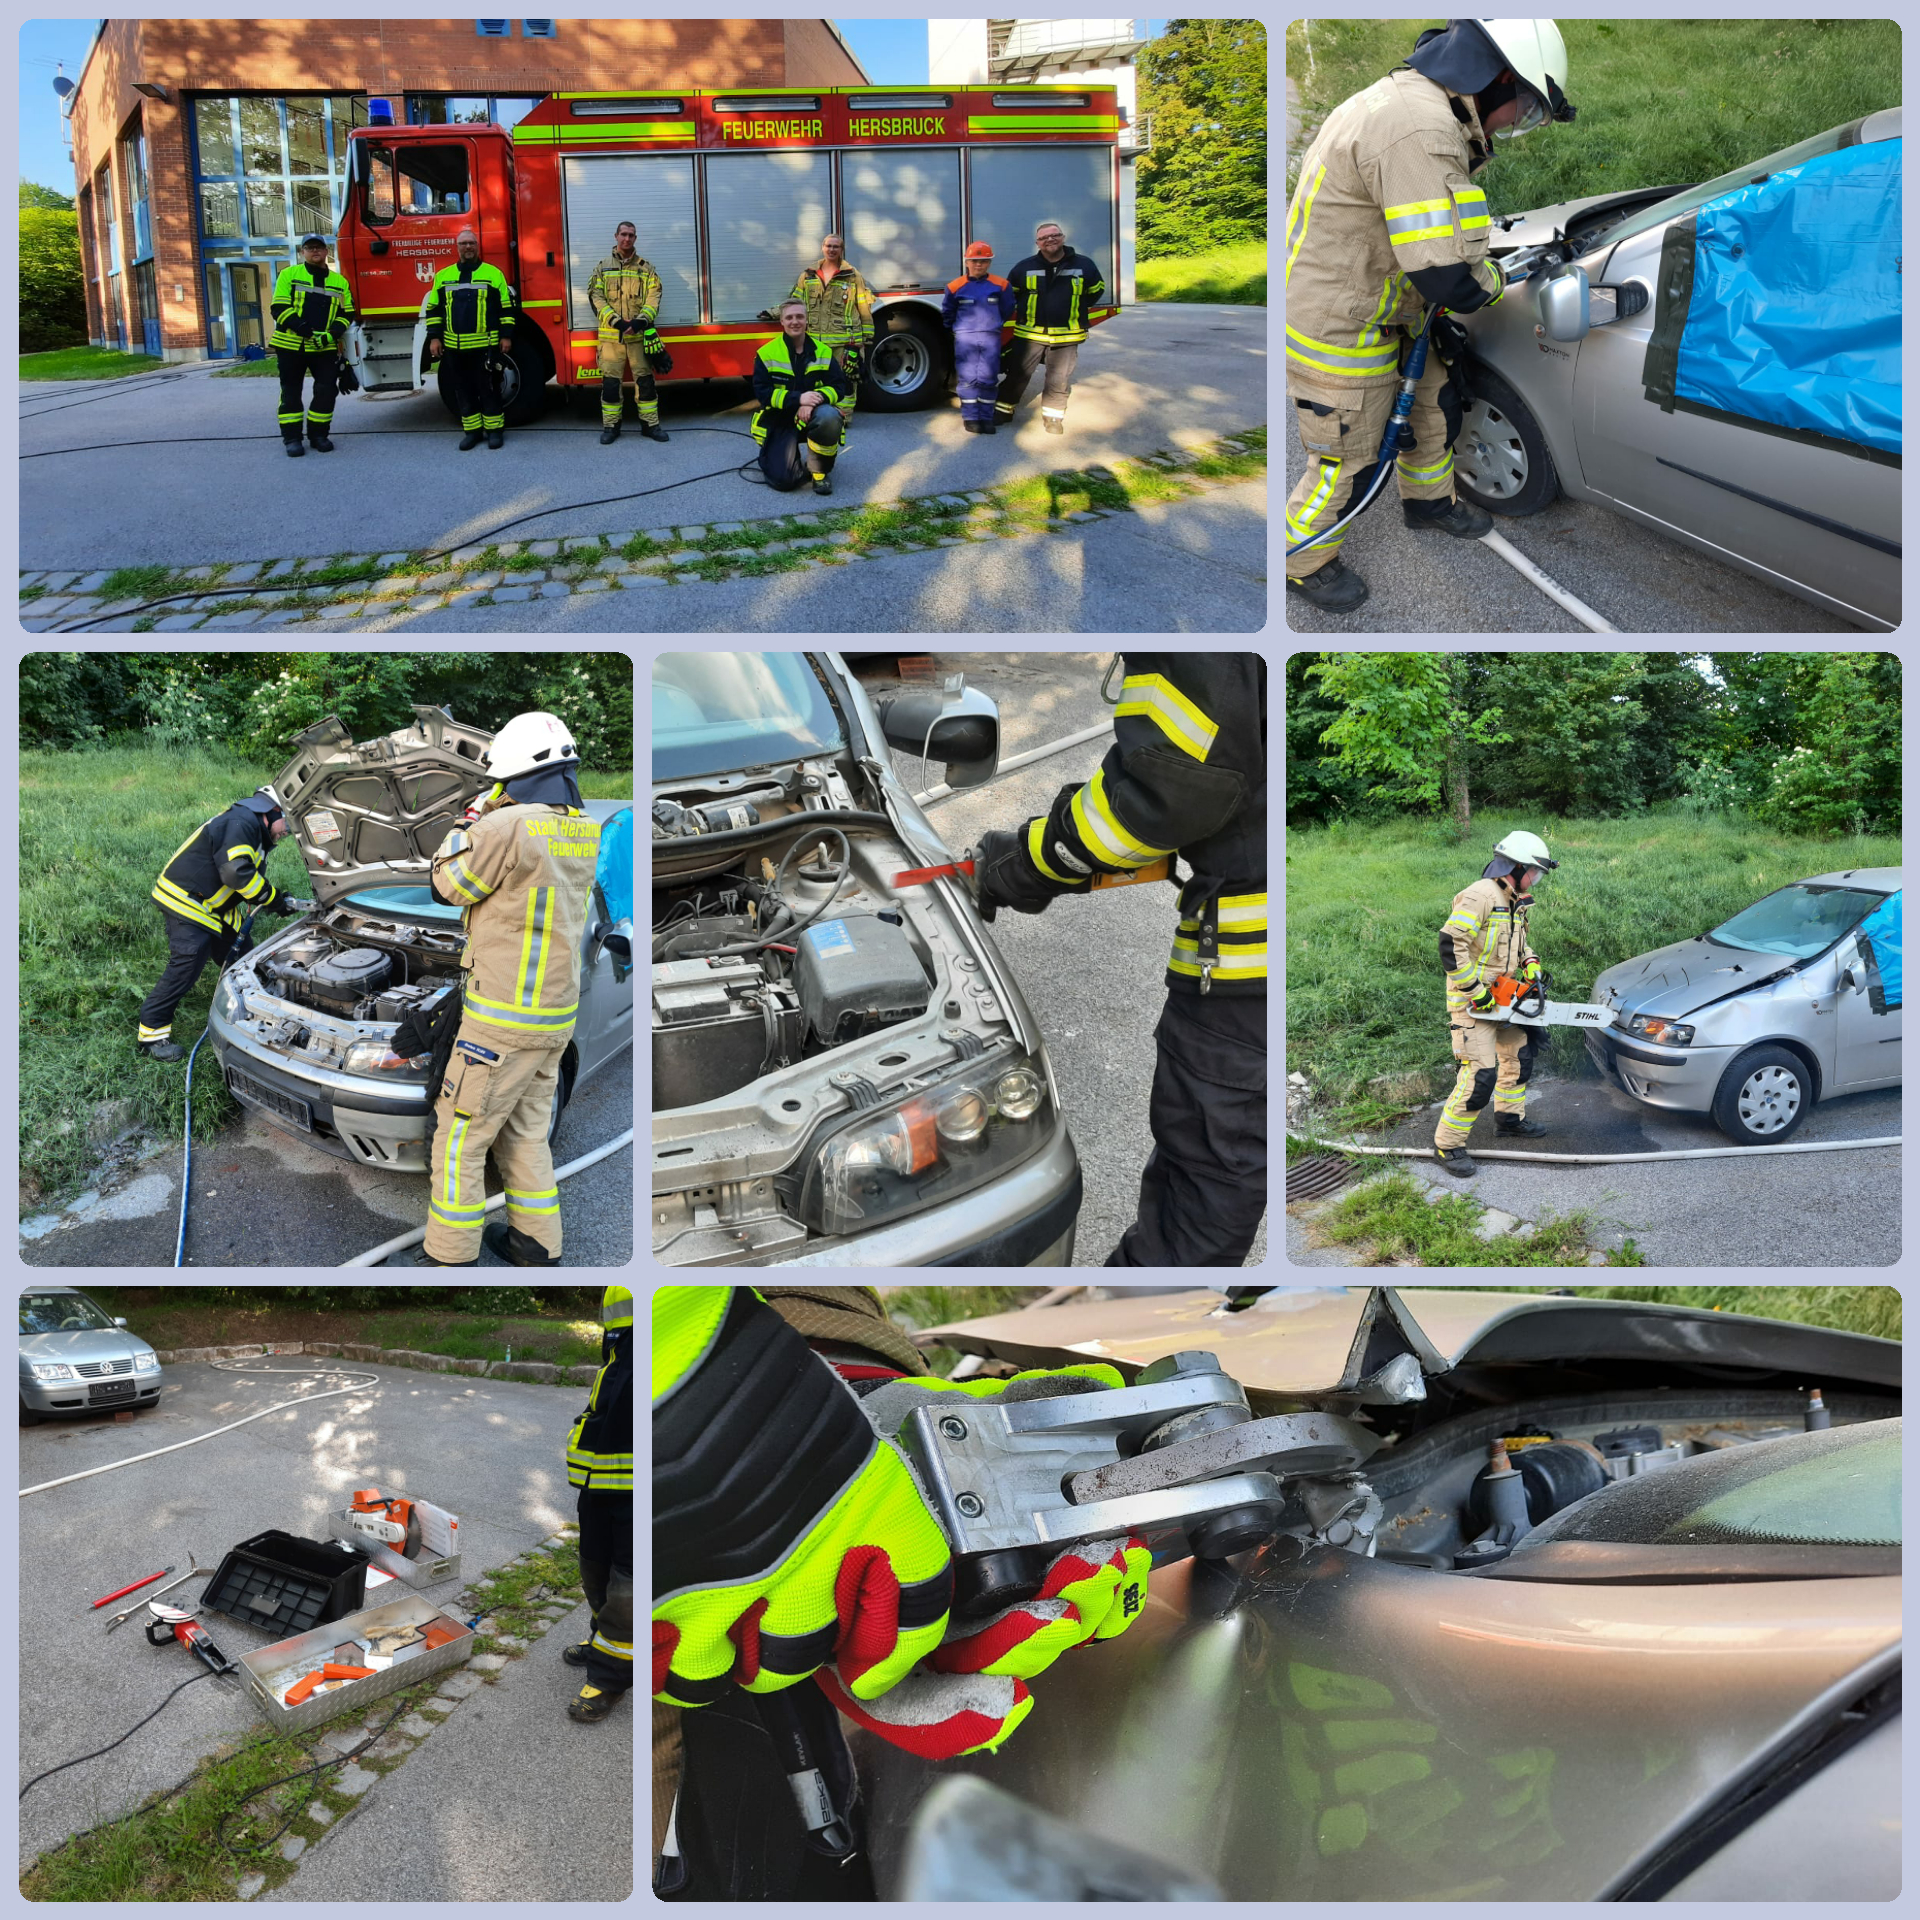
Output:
[211, 358, 281, 377]
[20, 345, 169, 381]
[1136, 244, 1267, 304]
[1304, 1168, 1641, 1266]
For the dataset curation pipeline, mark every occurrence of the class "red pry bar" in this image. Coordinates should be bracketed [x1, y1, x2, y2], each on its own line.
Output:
[892, 860, 975, 890]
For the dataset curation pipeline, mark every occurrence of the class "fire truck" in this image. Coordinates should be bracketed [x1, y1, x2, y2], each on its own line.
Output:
[336, 83, 1122, 423]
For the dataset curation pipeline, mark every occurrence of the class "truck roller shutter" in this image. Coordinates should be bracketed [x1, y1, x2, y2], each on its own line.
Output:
[705, 151, 832, 323]
[843, 149, 960, 291]
[968, 145, 1115, 304]
[563, 154, 699, 331]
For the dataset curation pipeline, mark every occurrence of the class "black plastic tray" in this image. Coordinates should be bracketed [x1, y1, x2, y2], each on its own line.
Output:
[203, 1529, 368, 1635]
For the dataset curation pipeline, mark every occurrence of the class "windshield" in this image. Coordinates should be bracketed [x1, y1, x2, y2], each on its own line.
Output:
[1708, 883, 1885, 960]
[652, 652, 842, 782]
[20, 1291, 116, 1335]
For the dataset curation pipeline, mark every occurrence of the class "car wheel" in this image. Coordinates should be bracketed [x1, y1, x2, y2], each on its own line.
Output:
[20, 1398, 43, 1427]
[1711, 1045, 1812, 1145]
[1452, 361, 1560, 515]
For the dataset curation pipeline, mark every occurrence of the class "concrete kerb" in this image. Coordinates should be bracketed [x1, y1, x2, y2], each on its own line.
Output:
[150, 1338, 599, 1387]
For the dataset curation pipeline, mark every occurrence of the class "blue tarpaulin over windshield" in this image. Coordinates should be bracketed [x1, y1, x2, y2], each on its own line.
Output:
[597, 806, 633, 923]
[1673, 140, 1901, 456]
[1857, 891, 1901, 1012]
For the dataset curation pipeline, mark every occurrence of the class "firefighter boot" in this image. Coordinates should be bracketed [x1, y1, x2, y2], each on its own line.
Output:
[483, 1221, 560, 1267]
[486, 429, 505, 450]
[393, 1246, 478, 1266]
[1495, 1114, 1549, 1137]
[568, 1683, 622, 1724]
[640, 421, 670, 442]
[562, 1641, 592, 1668]
[459, 429, 486, 451]
[1286, 556, 1369, 614]
[812, 474, 833, 497]
[139, 1040, 186, 1063]
[599, 422, 621, 445]
[1404, 495, 1492, 538]
[1434, 1145, 1478, 1178]
[285, 439, 306, 459]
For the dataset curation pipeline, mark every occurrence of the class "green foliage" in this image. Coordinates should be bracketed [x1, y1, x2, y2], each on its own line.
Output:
[1306, 653, 1510, 815]
[20, 206, 90, 352]
[1311, 1167, 1616, 1266]
[20, 345, 167, 380]
[1750, 654, 1902, 837]
[1137, 18, 1267, 255]
[880, 1286, 1050, 1375]
[1134, 243, 1266, 303]
[21, 180, 76, 210]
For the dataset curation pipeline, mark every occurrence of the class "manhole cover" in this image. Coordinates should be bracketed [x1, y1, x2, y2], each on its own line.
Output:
[1286, 1155, 1354, 1203]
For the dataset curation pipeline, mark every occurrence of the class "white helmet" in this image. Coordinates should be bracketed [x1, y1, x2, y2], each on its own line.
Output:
[1493, 829, 1558, 871]
[485, 711, 579, 783]
[1476, 20, 1574, 133]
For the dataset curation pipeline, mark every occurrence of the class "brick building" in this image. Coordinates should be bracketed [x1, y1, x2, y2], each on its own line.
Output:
[67, 17, 866, 361]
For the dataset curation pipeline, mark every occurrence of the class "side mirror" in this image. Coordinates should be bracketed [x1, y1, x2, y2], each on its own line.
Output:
[114, 1318, 129, 1328]
[1537, 265, 1591, 343]
[592, 920, 633, 985]
[876, 684, 1001, 790]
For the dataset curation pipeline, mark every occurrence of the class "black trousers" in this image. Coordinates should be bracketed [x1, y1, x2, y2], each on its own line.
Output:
[136, 907, 252, 1042]
[996, 337, 1079, 419]
[757, 403, 843, 491]
[1107, 989, 1267, 1266]
[576, 1486, 633, 1693]
[276, 347, 340, 443]
[443, 347, 504, 431]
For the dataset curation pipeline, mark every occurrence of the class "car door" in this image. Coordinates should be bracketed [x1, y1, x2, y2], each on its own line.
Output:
[575, 806, 633, 1081]
[1833, 912, 1901, 1092]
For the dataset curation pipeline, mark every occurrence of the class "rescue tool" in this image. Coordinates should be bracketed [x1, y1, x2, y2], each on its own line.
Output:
[892, 855, 1172, 892]
[104, 1558, 204, 1632]
[91, 1567, 174, 1610]
[1481, 973, 1611, 1028]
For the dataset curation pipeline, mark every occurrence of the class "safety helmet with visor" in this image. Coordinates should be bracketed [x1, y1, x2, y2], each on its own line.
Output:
[1492, 829, 1558, 873]
[483, 711, 580, 783]
[1406, 18, 1576, 139]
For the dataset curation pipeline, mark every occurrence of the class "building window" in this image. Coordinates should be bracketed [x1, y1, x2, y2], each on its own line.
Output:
[190, 94, 369, 254]
[133, 259, 161, 354]
[407, 94, 540, 129]
[361, 143, 471, 223]
[476, 19, 510, 35]
[522, 19, 557, 37]
[124, 123, 153, 263]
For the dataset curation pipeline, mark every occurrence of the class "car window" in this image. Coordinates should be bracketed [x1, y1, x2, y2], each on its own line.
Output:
[20, 1291, 115, 1334]
[652, 652, 843, 782]
[1707, 883, 1886, 959]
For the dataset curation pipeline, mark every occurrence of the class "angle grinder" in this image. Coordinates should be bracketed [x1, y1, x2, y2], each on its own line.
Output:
[145, 1602, 237, 1676]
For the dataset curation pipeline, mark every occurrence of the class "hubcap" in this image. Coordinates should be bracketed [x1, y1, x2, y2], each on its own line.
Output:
[1452, 398, 1528, 500]
[869, 332, 929, 397]
[1736, 1065, 1802, 1135]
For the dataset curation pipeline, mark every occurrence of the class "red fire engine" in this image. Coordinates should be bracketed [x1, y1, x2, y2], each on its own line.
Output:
[337, 83, 1122, 422]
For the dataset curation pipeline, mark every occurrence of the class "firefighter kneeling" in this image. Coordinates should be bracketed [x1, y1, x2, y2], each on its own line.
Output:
[403, 713, 602, 1266]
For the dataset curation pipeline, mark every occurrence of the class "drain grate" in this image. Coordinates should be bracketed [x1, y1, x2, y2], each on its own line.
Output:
[1286, 1155, 1355, 1203]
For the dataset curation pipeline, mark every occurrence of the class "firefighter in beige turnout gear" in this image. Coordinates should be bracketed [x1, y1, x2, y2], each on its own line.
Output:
[589, 221, 670, 445]
[414, 713, 602, 1265]
[1433, 829, 1557, 1178]
[1285, 19, 1576, 614]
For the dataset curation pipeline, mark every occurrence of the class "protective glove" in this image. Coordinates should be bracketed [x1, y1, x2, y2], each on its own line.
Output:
[1429, 311, 1472, 367]
[269, 894, 304, 918]
[755, 308, 780, 327]
[841, 345, 863, 388]
[971, 826, 1083, 925]
[1522, 959, 1547, 984]
[1469, 981, 1499, 1014]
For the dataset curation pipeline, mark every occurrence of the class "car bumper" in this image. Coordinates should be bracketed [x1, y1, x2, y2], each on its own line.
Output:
[208, 1020, 431, 1171]
[1585, 1027, 1735, 1112]
[20, 1372, 162, 1414]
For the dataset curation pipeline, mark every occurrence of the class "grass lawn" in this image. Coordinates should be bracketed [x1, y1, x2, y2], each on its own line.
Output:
[1284, 18, 1902, 212]
[18, 743, 633, 1207]
[1285, 807, 1901, 1122]
[1136, 244, 1266, 304]
[20, 344, 170, 381]
[211, 357, 280, 378]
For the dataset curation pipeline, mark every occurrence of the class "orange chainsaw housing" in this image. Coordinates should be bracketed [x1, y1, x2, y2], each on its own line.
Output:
[350, 1488, 420, 1557]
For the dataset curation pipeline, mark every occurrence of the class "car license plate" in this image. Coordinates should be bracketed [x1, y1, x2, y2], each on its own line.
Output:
[90, 1380, 136, 1403]
[228, 1068, 313, 1133]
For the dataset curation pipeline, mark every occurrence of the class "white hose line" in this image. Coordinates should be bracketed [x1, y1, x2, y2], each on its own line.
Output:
[19, 1360, 381, 1499]
[1287, 1127, 1902, 1165]
[340, 1126, 635, 1267]
[1480, 529, 1620, 633]
[913, 719, 1116, 808]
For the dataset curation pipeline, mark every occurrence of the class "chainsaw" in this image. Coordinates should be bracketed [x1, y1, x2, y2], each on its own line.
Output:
[1477, 972, 1612, 1029]
[347, 1488, 423, 1559]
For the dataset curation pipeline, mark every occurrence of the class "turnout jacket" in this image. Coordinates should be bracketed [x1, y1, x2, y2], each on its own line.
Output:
[788, 263, 875, 348]
[1016, 655, 1267, 996]
[1439, 875, 1540, 1013]
[588, 252, 663, 331]
[941, 271, 1017, 334]
[269, 263, 355, 353]
[749, 334, 848, 443]
[1004, 248, 1106, 344]
[429, 792, 601, 1046]
[425, 260, 515, 352]
[1285, 66, 1508, 390]
[568, 1289, 633, 1492]
[152, 801, 286, 934]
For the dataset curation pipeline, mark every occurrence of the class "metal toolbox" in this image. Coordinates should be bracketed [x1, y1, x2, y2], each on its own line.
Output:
[238, 1591, 473, 1735]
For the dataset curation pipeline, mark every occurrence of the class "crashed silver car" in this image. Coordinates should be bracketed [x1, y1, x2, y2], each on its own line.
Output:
[851, 1285, 1901, 1903]
[208, 707, 634, 1171]
[652, 652, 1081, 1267]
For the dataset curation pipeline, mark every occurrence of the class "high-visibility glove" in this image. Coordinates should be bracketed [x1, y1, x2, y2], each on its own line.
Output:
[971, 825, 1086, 925]
[1469, 981, 1498, 1014]
[653, 1287, 954, 1713]
[1522, 959, 1546, 984]
[842, 345, 863, 387]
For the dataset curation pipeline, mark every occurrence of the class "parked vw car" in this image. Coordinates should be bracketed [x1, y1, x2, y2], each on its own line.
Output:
[1456, 109, 1900, 631]
[209, 707, 634, 1172]
[652, 652, 1082, 1266]
[849, 1285, 1901, 1903]
[21, 1287, 163, 1423]
[1587, 867, 1901, 1143]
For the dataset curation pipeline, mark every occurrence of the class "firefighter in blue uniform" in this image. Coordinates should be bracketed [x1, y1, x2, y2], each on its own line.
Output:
[971, 655, 1268, 1264]
[566, 1284, 633, 1723]
[941, 241, 1018, 434]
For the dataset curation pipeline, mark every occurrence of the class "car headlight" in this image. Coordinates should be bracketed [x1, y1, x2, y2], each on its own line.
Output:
[343, 1040, 432, 1081]
[1620, 1013, 1695, 1046]
[133, 1352, 161, 1374]
[29, 1362, 77, 1382]
[215, 977, 244, 1024]
[796, 1050, 1055, 1237]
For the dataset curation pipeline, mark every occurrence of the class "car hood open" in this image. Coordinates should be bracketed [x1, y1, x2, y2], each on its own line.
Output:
[271, 707, 494, 905]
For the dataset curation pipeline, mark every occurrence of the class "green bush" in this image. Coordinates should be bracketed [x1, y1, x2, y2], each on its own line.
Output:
[20, 207, 89, 354]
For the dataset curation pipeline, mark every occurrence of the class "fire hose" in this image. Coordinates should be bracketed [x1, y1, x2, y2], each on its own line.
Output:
[1287, 1128, 1902, 1165]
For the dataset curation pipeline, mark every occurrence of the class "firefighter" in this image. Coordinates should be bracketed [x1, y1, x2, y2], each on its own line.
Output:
[942, 241, 1017, 434]
[788, 233, 874, 431]
[400, 712, 602, 1266]
[995, 219, 1106, 435]
[136, 787, 302, 1061]
[1284, 19, 1577, 613]
[565, 1284, 632, 1724]
[269, 234, 355, 457]
[588, 220, 671, 447]
[972, 656, 1267, 1265]
[1433, 829, 1557, 1177]
[425, 228, 516, 450]
[750, 297, 849, 497]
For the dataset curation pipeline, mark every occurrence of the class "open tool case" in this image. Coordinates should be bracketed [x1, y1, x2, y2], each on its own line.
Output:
[239, 1591, 473, 1734]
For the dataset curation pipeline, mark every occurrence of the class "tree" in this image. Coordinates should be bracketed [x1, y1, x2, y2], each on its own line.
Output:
[20, 206, 89, 352]
[20, 180, 75, 210]
[1136, 18, 1267, 255]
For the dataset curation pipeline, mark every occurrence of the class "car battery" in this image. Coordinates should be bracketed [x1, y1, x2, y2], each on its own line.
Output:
[652, 954, 806, 1110]
[793, 914, 929, 1046]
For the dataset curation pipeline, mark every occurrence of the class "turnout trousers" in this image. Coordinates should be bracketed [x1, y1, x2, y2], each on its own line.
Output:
[952, 325, 1005, 425]
[597, 332, 660, 429]
[1285, 341, 1459, 580]
[757, 404, 843, 491]
[276, 347, 340, 445]
[442, 346, 504, 436]
[1108, 990, 1268, 1266]
[422, 1016, 564, 1262]
[1434, 1014, 1535, 1148]
[576, 1486, 633, 1694]
[996, 337, 1078, 426]
[137, 906, 252, 1046]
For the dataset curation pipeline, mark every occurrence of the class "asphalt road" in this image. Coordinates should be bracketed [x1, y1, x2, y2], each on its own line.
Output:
[18, 1357, 629, 1891]
[851, 652, 1269, 1269]
[1282, 396, 1862, 634]
[19, 303, 1267, 571]
[18, 1049, 632, 1269]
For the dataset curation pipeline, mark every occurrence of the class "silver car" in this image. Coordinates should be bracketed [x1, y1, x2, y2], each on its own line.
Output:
[209, 707, 634, 1172]
[1587, 866, 1902, 1143]
[652, 652, 1081, 1266]
[1456, 108, 1900, 631]
[20, 1287, 163, 1422]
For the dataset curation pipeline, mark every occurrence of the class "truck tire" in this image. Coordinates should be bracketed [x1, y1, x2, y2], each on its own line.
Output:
[860, 306, 951, 412]
[1452, 360, 1559, 516]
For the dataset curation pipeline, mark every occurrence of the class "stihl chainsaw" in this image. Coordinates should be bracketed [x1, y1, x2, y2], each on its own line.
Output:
[348, 1487, 422, 1558]
[1478, 973, 1611, 1029]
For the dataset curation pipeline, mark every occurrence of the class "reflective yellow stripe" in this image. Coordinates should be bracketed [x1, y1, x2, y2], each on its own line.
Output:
[1398, 449, 1454, 483]
[153, 881, 224, 931]
[1284, 324, 1399, 377]
[1287, 459, 1342, 540]
[1169, 942, 1268, 978]
[1115, 673, 1218, 762]
[1027, 816, 1077, 885]
[1286, 164, 1325, 285]
[1071, 768, 1174, 868]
